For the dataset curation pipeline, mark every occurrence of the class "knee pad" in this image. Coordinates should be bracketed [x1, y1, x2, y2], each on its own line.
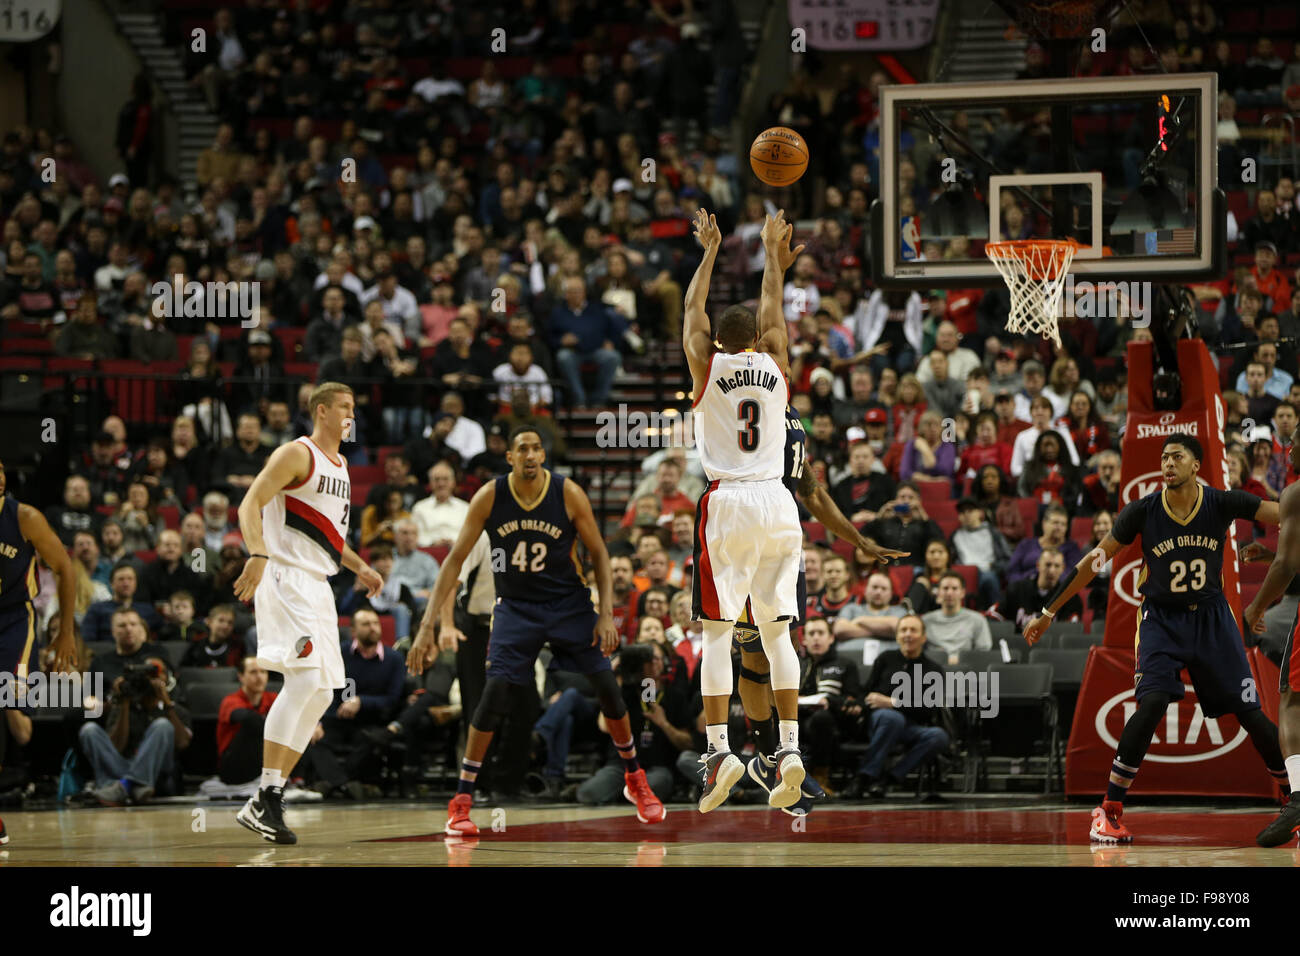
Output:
[739, 665, 771, 685]
[757, 620, 800, 692]
[471, 677, 515, 733]
[587, 668, 626, 719]
[700, 619, 736, 698]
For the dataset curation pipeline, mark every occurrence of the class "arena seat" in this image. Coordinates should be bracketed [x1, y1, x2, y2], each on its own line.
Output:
[801, 521, 827, 543]
[888, 565, 914, 596]
[1016, 498, 1039, 535]
[951, 564, 978, 596]
[179, 666, 238, 687]
[1056, 633, 1104, 650]
[1069, 516, 1093, 546]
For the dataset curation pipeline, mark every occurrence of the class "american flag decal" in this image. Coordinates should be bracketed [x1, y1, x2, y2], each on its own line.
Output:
[1155, 228, 1196, 254]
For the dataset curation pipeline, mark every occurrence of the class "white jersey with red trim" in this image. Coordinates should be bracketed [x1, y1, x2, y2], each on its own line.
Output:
[693, 349, 788, 482]
[262, 436, 351, 578]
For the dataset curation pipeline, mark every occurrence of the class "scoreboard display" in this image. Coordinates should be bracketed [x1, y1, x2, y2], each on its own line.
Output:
[788, 0, 940, 51]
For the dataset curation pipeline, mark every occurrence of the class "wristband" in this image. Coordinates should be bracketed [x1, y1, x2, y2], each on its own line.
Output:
[1040, 607, 1055, 619]
[249, 553, 269, 561]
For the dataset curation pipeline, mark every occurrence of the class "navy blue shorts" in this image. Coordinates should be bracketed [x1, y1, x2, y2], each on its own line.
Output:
[0, 603, 39, 711]
[485, 589, 608, 685]
[734, 568, 807, 647]
[1135, 594, 1258, 718]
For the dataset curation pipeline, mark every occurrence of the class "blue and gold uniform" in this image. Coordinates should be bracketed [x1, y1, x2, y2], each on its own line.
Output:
[733, 405, 809, 641]
[483, 469, 608, 684]
[0, 493, 40, 691]
[1112, 483, 1261, 717]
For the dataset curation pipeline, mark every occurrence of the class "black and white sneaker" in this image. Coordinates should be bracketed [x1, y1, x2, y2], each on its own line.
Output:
[237, 787, 297, 845]
[1257, 794, 1300, 847]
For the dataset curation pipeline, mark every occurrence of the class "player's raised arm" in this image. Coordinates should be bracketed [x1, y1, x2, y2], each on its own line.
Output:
[796, 458, 909, 566]
[409, 481, 496, 675]
[233, 442, 312, 603]
[1024, 533, 1125, 645]
[1245, 481, 1300, 634]
[684, 208, 721, 392]
[17, 503, 77, 672]
[565, 478, 618, 654]
[757, 209, 803, 382]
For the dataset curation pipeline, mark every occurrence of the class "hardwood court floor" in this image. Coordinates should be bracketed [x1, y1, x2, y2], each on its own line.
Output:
[1, 800, 1296, 866]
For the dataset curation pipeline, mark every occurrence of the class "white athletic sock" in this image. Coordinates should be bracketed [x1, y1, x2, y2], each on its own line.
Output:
[261, 768, 285, 791]
[1285, 754, 1300, 791]
[706, 724, 730, 754]
[778, 720, 799, 754]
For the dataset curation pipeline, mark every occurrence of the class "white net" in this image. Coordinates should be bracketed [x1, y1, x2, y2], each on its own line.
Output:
[985, 240, 1079, 350]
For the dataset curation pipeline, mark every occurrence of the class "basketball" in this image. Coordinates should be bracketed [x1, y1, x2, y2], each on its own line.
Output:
[749, 127, 809, 187]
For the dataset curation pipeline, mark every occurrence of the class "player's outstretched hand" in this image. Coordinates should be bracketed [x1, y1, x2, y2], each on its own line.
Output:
[856, 539, 910, 567]
[438, 624, 467, 652]
[594, 612, 619, 656]
[693, 208, 721, 250]
[233, 557, 267, 603]
[1240, 542, 1275, 564]
[1023, 614, 1051, 646]
[357, 564, 383, 599]
[407, 628, 439, 676]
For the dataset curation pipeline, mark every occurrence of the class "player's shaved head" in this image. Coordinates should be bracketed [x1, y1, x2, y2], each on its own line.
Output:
[1161, 432, 1202, 463]
[716, 304, 757, 352]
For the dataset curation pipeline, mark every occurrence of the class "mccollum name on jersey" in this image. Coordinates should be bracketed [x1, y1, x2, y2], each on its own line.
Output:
[715, 367, 781, 394]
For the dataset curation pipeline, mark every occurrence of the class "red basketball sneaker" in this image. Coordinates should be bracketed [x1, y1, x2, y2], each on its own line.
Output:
[1090, 801, 1133, 843]
[0, 815, 7, 845]
[623, 768, 666, 824]
[445, 794, 479, 837]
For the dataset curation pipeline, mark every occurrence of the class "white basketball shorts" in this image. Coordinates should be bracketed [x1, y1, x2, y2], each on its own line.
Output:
[253, 560, 346, 690]
[692, 478, 802, 624]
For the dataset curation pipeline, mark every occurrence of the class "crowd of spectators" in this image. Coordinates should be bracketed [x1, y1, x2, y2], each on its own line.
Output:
[3, 0, 1300, 803]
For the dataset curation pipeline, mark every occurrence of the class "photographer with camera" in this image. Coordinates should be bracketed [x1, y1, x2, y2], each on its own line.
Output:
[79, 607, 192, 806]
[861, 483, 944, 559]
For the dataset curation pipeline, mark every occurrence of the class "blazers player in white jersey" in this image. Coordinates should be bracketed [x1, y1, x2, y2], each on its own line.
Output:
[232, 382, 383, 844]
[685, 207, 809, 812]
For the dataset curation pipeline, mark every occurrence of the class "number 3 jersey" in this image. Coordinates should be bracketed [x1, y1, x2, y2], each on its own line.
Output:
[262, 436, 351, 578]
[694, 349, 790, 483]
[487, 470, 587, 602]
[1111, 483, 1260, 609]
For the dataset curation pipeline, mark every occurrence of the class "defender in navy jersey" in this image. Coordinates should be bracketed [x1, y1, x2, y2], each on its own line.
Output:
[732, 412, 907, 814]
[409, 427, 666, 835]
[0, 457, 78, 846]
[1026, 434, 1286, 844]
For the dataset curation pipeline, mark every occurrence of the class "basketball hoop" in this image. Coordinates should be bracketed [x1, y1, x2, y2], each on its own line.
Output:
[985, 238, 1080, 350]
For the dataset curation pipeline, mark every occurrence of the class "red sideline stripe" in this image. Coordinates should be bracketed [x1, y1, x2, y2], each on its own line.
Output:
[285, 495, 345, 553]
[697, 480, 721, 619]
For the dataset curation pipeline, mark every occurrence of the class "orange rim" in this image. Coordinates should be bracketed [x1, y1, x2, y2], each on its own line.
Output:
[985, 238, 1080, 281]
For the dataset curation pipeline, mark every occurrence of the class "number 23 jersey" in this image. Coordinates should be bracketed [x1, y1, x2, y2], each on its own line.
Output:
[1111, 483, 1260, 608]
